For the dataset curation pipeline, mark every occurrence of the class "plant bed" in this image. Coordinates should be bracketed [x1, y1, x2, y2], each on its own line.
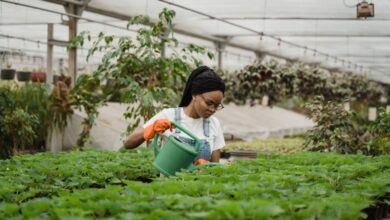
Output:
[1, 151, 390, 219]
[0, 148, 158, 204]
[1, 69, 15, 80]
[223, 138, 304, 155]
[226, 150, 258, 158]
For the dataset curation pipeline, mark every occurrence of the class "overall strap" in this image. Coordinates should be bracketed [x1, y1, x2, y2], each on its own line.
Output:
[203, 118, 210, 137]
[176, 107, 210, 138]
[174, 107, 181, 134]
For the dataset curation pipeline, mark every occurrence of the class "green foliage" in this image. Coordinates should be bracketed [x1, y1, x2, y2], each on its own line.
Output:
[16, 83, 51, 151]
[0, 85, 16, 159]
[367, 107, 390, 154]
[1, 109, 39, 154]
[303, 97, 390, 155]
[48, 82, 73, 134]
[222, 61, 383, 106]
[70, 8, 213, 146]
[0, 148, 157, 204]
[0, 83, 50, 159]
[368, 107, 390, 136]
[303, 96, 360, 153]
[293, 65, 383, 104]
[72, 74, 109, 147]
[1, 150, 390, 219]
[221, 60, 298, 106]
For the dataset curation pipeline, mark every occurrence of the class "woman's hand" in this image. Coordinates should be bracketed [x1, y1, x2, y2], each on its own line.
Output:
[210, 149, 220, 162]
[143, 119, 173, 141]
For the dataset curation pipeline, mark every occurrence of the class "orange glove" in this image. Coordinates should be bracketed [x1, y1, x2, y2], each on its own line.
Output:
[194, 159, 209, 165]
[143, 119, 173, 141]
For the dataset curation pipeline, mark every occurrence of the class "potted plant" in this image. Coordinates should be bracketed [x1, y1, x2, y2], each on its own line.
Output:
[1, 64, 16, 80]
[17, 68, 32, 82]
[32, 68, 46, 83]
[48, 80, 74, 152]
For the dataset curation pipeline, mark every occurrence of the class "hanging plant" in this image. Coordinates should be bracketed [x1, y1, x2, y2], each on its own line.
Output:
[222, 60, 298, 106]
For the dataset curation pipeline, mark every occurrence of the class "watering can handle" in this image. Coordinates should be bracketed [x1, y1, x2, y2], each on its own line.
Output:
[152, 134, 160, 156]
[170, 121, 201, 152]
[151, 120, 202, 156]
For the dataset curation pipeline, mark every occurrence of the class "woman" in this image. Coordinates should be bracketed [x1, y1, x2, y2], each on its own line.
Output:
[123, 66, 226, 162]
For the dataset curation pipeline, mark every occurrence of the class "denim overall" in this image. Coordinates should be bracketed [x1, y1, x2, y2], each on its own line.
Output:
[174, 108, 211, 161]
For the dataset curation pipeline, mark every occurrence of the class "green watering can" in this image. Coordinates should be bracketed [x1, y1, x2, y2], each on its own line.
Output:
[152, 121, 222, 177]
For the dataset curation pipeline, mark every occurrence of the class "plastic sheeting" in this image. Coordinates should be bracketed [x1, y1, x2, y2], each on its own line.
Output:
[2, 0, 390, 82]
[215, 103, 314, 141]
[61, 102, 314, 151]
[63, 103, 131, 151]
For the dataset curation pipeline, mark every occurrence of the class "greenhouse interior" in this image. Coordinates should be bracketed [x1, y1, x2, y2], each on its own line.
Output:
[1, 0, 390, 219]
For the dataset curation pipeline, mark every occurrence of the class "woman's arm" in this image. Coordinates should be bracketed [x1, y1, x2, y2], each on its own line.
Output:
[210, 149, 220, 162]
[123, 127, 145, 149]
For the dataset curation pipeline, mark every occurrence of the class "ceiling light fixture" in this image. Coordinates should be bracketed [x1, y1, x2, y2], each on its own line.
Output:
[357, 1, 374, 18]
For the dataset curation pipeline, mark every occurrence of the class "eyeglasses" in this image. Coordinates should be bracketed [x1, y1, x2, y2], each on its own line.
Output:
[199, 94, 224, 111]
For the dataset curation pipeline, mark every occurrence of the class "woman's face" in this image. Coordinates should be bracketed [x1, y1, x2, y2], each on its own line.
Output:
[193, 90, 224, 118]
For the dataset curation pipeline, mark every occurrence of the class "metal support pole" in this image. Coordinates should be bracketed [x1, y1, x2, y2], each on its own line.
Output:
[160, 29, 169, 58]
[215, 42, 226, 70]
[65, 3, 78, 86]
[46, 23, 53, 84]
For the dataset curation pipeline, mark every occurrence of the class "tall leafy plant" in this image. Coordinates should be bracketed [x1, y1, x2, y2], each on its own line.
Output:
[1, 109, 39, 155]
[70, 8, 213, 147]
[303, 96, 362, 154]
[0, 84, 43, 158]
[304, 97, 390, 155]
[72, 74, 108, 147]
[0, 85, 16, 159]
[48, 81, 74, 132]
[367, 108, 390, 154]
[16, 83, 51, 151]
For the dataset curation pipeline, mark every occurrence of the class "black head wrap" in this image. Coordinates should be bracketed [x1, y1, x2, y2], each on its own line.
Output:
[179, 66, 225, 107]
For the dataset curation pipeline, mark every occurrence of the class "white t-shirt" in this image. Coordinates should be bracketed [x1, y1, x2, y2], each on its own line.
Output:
[143, 107, 225, 152]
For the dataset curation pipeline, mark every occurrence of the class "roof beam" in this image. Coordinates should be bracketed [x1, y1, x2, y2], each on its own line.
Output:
[224, 33, 390, 38]
[40, 0, 294, 61]
[213, 17, 390, 21]
[17, 0, 389, 80]
[0, 22, 61, 26]
[41, 0, 84, 6]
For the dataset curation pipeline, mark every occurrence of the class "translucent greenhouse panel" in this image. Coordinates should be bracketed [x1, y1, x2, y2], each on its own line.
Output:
[2, 0, 390, 81]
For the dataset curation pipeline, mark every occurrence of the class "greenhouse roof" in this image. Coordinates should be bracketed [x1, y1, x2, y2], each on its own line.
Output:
[1, 0, 390, 83]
